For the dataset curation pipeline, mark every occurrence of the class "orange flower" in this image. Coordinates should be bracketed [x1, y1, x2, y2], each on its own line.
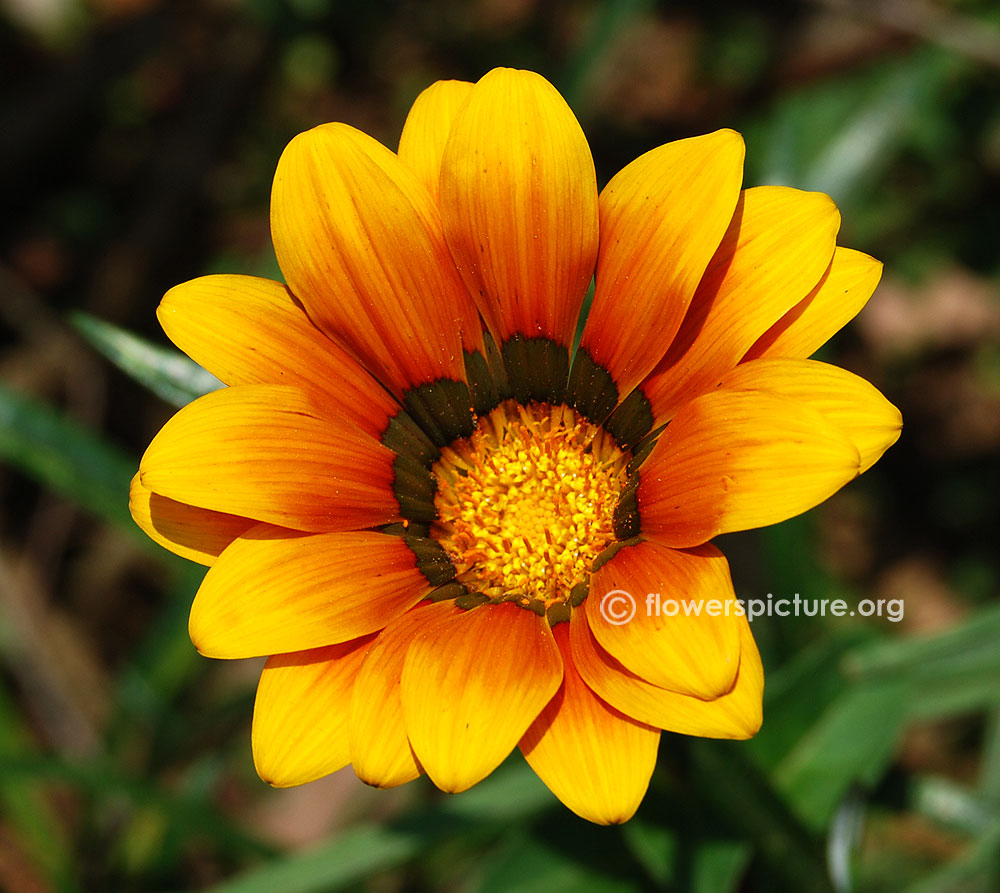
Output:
[131, 69, 901, 824]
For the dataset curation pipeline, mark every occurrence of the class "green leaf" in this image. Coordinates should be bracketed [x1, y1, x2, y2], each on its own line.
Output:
[912, 776, 997, 836]
[689, 840, 752, 893]
[72, 312, 221, 407]
[979, 708, 1000, 802]
[774, 681, 908, 829]
[477, 833, 635, 893]
[843, 605, 1000, 719]
[0, 682, 76, 891]
[689, 740, 833, 892]
[905, 825, 1000, 893]
[621, 819, 676, 885]
[205, 759, 555, 893]
[746, 629, 869, 770]
[0, 382, 135, 530]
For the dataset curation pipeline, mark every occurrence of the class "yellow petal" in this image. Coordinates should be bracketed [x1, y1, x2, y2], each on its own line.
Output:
[639, 186, 840, 422]
[189, 528, 443, 658]
[401, 601, 563, 792]
[439, 68, 599, 348]
[745, 247, 883, 361]
[397, 79, 473, 200]
[520, 623, 659, 824]
[157, 274, 400, 440]
[573, 129, 744, 401]
[570, 608, 763, 739]
[271, 122, 483, 392]
[637, 389, 860, 547]
[128, 472, 254, 566]
[715, 358, 902, 473]
[252, 636, 374, 787]
[139, 385, 401, 532]
[588, 541, 741, 697]
[350, 601, 461, 788]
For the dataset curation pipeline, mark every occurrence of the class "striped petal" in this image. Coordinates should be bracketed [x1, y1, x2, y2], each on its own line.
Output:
[715, 358, 902, 473]
[397, 79, 473, 200]
[439, 68, 599, 349]
[139, 385, 404, 532]
[570, 129, 744, 412]
[570, 608, 763, 739]
[189, 527, 448, 659]
[520, 623, 659, 824]
[157, 274, 400, 439]
[401, 601, 563, 792]
[745, 247, 883, 361]
[588, 541, 740, 698]
[636, 389, 860, 547]
[252, 635, 375, 787]
[350, 601, 461, 788]
[270, 122, 482, 399]
[638, 186, 840, 423]
[128, 472, 254, 566]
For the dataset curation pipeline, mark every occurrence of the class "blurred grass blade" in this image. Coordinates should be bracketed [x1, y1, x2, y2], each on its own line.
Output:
[560, 0, 652, 114]
[206, 759, 553, 893]
[906, 825, 1000, 893]
[72, 311, 221, 407]
[979, 708, 1000, 801]
[477, 832, 634, 893]
[802, 65, 920, 205]
[690, 840, 752, 893]
[690, 740, 833, 892]
[621, 820, 676, 885]
[843, 605, 1000, 719]
[747, 629, 869, 770]
[912, 777, 996, 836]
[207, 825, 421, 893]
[0, 383, 135, 529]
[827, 786, 865, 893]
[775, 681, 907, 829]
[0, 683, 76, 891]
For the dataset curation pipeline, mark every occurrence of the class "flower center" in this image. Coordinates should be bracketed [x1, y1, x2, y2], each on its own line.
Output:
[431, 400, 628, 612]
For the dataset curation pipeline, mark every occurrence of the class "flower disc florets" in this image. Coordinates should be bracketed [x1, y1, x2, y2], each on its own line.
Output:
[432, 400, 629, 613]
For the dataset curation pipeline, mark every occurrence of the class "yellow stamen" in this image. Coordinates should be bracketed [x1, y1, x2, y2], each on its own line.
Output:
[432, 401, 628, 609]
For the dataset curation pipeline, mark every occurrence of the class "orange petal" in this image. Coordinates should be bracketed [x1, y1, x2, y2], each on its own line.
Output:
[638, 186, 840, 423]
[139, 385, 402, 532]
[157, 274, 400, 440]
[715, 358, 902, 473]
[252, 635, 375, 787]
[397, 79, 473, 200]
[588, 541, 741, 697]
[189, 527, 448, 658]
[519, 623, 659, 824]
[636, 389, 860, 547]
[439, 68, 598, 348]
[744, 247, 883, 361]
[350, 600, 461, 788]
[129, 472, 254, 566]
[401, 601, 563, 792]
[572, 129, 744, 406]
[270, 122, 483, 399]
[570, 608, 763, 739]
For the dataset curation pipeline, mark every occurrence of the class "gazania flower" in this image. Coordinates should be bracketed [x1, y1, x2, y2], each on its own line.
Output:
[131, 68, 901, 824]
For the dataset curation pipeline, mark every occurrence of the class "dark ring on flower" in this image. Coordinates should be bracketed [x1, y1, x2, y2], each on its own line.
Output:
[499, 335, 570, 406]
[402, 536, 457, 587]
[603, 386, 656, 452]
[401, 378, 476, 446]
[613, 474, 642, 540]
